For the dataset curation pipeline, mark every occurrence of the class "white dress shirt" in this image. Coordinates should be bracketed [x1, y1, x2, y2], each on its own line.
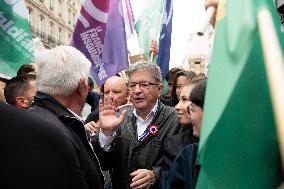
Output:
[99, 101, 159, 151]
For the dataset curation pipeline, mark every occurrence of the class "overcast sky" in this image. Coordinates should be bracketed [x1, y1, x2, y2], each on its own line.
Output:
[128, 0, 206, 68]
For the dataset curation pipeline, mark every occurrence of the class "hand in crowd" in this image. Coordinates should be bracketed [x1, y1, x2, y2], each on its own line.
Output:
[204, 0, 219, 9]
[149, 39, 158, 62]
[130, 169, 155, 189]
[99, 97, 127, 136]
[204, 0, 220, 27]
[84, 121, 100, 135]
[116, 103, 133, 115]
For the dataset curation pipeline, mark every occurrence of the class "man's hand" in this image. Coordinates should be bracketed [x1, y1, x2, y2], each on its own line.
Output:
[130, 169, 155, 189]
[149, 39, 158, 63]
[205, 0, 219, 27]
[99, 96, 126, 136]
[84, 121, 100, 135]
[204, 0, 219, 9]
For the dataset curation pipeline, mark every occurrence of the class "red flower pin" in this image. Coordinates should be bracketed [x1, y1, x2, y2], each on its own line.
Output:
[148, 124, 159, 137]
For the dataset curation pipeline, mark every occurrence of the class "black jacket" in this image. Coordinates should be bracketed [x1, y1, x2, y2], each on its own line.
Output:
[0, 102, 101, 189]
[86, 91, 100, 112]
[92, 102, 181, 189]
[163, 126, 199, 169]
[29, 92, 104, 189]
[160, 143, 200, 189]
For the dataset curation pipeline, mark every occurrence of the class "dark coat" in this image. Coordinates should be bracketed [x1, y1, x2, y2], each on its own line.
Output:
[29, 92, 104, 189]
[92, 102, 181, 189]
[86, 91, 100, 112]
[160, 143, 200, 189]
[0, 102, 101, 189]
[163, 126, 199, 169]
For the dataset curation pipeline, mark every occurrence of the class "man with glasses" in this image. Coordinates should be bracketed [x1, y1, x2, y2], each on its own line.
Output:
[92, 61, 181, 189]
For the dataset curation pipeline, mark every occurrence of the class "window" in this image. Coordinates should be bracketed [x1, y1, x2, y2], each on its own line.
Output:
[39, 15, 44, 35]
[50, 22, 53, 37]
[49, 0, 54, 10]
[73, 13, 76, 26]
[195, 61, 201, 65]
[68, 9, 71, 25]
[58, 27, 62, 44]
[58, 0, 62, 17]
[28, 8, 32, 23]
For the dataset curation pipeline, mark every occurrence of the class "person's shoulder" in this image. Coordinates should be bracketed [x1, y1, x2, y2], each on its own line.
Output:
[159, 101, 176, 113]
[29, 105, 61, 124]
[181, 143, 199, 157]
[87, 91, 100, 100]
[1, 103, 65, 137]
[157, 102, 178, 121]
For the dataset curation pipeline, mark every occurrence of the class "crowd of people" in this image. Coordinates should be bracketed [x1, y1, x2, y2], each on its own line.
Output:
[2, 0, 283, 188]
[0, 46, 206, 189]
[0, 0, 212, 188]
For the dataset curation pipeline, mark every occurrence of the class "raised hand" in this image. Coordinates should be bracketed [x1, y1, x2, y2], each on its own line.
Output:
[149, 39, 158, 63]
[204, 0, 220, 27]
[99, 96, 127, 136]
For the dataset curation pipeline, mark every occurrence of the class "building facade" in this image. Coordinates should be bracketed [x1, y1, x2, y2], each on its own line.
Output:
[25, 0, 81, 48]
[182, 25, 214, 75]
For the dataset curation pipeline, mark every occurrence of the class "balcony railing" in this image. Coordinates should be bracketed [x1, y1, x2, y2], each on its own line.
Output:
[48, 35, 56, 44]
[29, 26, 67, 46]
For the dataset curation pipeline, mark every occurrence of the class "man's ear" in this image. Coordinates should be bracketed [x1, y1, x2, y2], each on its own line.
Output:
[157, 84, 164, 98]
[78, 78, 88, 95]
[15, 96, 29, 109]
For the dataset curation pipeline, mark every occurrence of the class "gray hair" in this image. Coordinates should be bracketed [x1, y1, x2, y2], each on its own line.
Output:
[35, 46, 91, 96]
[127, 61, 162, 83]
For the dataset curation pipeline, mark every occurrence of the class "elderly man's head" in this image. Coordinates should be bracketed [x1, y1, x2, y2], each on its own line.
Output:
[102, 76, 127, 107]
[127, 62, 163, 118]
[35, 46, 91, 113]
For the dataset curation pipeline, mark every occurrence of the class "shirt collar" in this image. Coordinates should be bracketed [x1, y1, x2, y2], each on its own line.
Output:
[133, 100, 158, 121]
[68, 108, 84, 123]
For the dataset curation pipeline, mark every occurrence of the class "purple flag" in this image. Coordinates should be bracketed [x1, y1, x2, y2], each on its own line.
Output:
[71, 0, 129, 86]
[101, 0, 129, 84]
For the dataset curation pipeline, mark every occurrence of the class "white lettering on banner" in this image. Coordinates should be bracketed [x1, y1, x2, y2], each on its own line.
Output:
[0, 11, 34, 53]
[80, 26, 108, 81]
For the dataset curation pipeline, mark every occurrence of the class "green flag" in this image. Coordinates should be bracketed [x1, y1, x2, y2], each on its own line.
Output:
[0, 0, 34, 77]
[196, 0, 284, 188]
[134, 0, 165, 62]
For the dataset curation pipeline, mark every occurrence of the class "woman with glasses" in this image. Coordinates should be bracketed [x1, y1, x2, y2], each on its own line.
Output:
[163, 77, 206, 167]
[160, 79, 207, 189]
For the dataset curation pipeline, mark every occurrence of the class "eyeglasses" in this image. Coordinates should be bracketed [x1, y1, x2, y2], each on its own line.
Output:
[128, 81, 158, 91]
[187, 103, 201, 114]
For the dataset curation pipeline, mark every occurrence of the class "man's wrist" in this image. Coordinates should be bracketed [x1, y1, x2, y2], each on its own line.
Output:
[100, 128, 115, 136]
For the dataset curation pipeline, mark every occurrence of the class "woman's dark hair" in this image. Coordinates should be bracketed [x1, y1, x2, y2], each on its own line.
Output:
[189, 79, 207, 109]
[88, 77, 95, 91]
[165, 67, 182, 82]
[171, 70, 197, 104]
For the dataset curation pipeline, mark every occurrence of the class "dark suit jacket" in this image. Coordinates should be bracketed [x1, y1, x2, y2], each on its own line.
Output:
[92, 102, 181, 189]
[86, 91, 100, 112]
[0, 102, 101, 189]
[160, 143, 200, 189]
[29, 92, 104, 189]
[163, 125, 199, 169]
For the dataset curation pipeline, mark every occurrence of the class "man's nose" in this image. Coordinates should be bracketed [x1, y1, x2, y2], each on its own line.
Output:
[133, 85, 142, 93]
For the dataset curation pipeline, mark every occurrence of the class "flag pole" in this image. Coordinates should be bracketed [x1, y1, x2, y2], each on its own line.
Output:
[150, 0, 166, 64]
[150, 52, 155, 63]
[196, 6, 216, 36]
[257, 7, 284, 170]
